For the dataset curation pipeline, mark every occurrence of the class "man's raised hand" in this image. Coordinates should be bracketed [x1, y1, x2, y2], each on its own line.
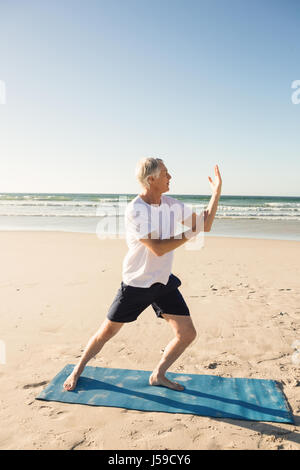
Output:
[208, 164, 222, 195]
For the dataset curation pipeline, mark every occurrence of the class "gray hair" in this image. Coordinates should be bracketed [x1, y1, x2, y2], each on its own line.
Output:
[135, 157, 164, 189]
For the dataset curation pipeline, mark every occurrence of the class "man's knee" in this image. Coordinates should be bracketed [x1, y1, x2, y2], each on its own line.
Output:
[177, 323, 197, 344]
[96, 319, 123, 341]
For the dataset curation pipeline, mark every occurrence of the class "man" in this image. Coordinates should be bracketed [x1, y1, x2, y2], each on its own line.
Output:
[63, 158, 222, 392]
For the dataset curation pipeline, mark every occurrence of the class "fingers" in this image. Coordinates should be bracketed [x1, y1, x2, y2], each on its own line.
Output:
[214, 165, 222, 180]
[209, 164, 221, 181]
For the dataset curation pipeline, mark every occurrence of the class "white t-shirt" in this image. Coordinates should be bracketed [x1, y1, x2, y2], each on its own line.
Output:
[122, 195, 193, 287]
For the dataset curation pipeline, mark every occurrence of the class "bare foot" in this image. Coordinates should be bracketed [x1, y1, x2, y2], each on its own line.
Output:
[63, 371, 80, 391]
[149, 372, 185, 391]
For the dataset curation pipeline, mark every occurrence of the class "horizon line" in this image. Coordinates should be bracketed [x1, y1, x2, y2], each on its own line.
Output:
[0, 191, 299, 198]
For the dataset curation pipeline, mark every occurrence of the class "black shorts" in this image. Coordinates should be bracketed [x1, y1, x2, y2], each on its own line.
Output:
[107, 274, 190, 323]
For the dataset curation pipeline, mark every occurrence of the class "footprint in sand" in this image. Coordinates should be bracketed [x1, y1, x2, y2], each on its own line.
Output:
[50, 410, 69, 421]
[36, 403, 69, 420]
[23, 381, 48, 389]
[37, 405, 53, 417]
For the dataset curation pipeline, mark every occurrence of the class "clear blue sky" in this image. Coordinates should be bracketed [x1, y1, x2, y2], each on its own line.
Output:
[1, 0, 299, 196]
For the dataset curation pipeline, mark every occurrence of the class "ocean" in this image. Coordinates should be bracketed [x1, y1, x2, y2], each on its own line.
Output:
[0, 193, 299, 241]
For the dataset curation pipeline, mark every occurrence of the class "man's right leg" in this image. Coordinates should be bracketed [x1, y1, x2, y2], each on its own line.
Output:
[63, 319, 124, 391]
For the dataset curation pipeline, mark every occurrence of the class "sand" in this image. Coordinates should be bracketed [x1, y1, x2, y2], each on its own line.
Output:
[0, 231, 299, 450]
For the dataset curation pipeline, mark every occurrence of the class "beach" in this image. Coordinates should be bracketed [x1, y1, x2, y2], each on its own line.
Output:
[0, 231, 299, 450]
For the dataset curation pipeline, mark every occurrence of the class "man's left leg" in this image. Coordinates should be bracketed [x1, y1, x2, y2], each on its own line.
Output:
[149, 314, 197, 391]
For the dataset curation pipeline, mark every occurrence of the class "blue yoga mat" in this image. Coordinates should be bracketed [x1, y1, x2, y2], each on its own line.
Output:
[36, 364, 293, 423]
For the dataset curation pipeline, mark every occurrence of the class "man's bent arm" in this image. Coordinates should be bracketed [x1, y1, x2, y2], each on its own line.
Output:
[140, 191, 220, 256]
[140, 222, 203, 257]
[204, 190, 221, 232]
[181, 191, 220, 233]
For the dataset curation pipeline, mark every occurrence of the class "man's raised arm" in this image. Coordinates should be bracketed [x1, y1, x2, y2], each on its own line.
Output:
[182, 164, 222, 233]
